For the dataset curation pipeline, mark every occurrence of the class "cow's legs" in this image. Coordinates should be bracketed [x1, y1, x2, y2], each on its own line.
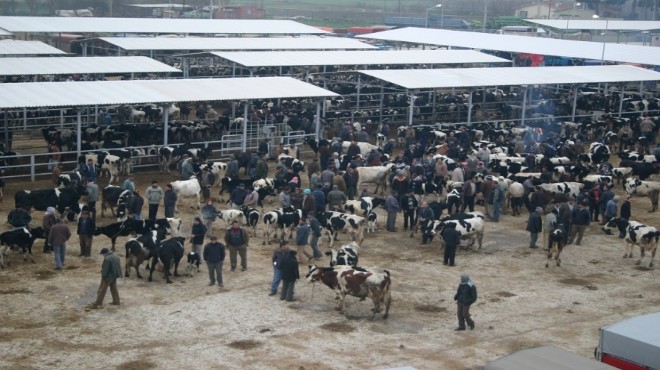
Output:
[651, 191, 659, 212]
[382, 290, 391, 319]
[25, 244, 34, 264]
[649, 247, 656, 267]
[195, 193, 200, 209]
[148, 257, 157, 282]
[125, 254, 131, 277]
[636, 246, 646, 265]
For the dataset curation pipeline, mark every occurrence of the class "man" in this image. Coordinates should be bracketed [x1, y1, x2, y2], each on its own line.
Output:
[200, 168, 215, 201]
[290, 187, 304, 210]
[279, 246, 300, 302]
[418, 201, 435, 245]
[307, 211, 323, 260]
[619, 196, 632, 237]
[163, 183, 176, 218]
[201, 199, 218, 234]
[146, 180, 164, 220]
[223, 220, 250, 272]
[332, 152, 341, 171]
[48, 139, 61, 170]
[130, 190, 144, 220]
[605, 195, 619, 223]
[279, 186, 292, 208]
[454, 273, 477, 331]
[442, 223, 461, 266]
[191, 217, 207, 256]
[86, 179, 99, 219]
[599, 185, 614, 225]
[230, 183, 248, 209]
[121, 175, 136, 193]
[313, 184, 326, 214]
[385, 190, 400, 232]
[81, 158, 98, 183]
[295, 218, 312, 262]
[310, 169, 321, 190]
[321, 167, 335, 188]
[227, 154, 239, 178]
[526, 207, 543, 249]
[8, 207, 31, 229]
[461, 177, 476, 213]
[568, 201, 590, 245]
[302, 189, 316, 217]
[326, 185, 346, 211]
[343, 166, 358, 200]
[400, 189, 418, 231]
[490, 178, 503, 222]
[270, 240, 289, 296]
[243, 188, 259, 208]
[640, 115, 655, 152]
[255, 153, 268, 180]
[77, 210, 95, 257]
[203, 236, 225, 287]
[48, 218, 71, 271]
[42, 207, 57, 253]
[91, 248, 122, 308]
[307, 158, 320, 185]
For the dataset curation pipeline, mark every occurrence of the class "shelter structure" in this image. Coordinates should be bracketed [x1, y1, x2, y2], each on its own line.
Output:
[484, 345, 616, 370]
[358, 27, 660, 66]
[0, 39, 66, 57]
[598, 312, 660, 369]
[0, 56, 180, 81]
[526, 19, 660, 32]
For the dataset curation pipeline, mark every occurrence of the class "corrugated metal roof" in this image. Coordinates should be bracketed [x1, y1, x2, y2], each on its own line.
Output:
[0, 16, 327, 35]
[358, 65, 660, 89]
[98, 36, 376, 51]
[208, 49, 510, 67]
[127, 3, 189, 8]
[358, 27, 660, 66]
[0, 28, 11, 36]
[0, 56, 180, 76]
[0, 77, 338, 109]
[0, 39, 66, 56]
[526, 19, 660, 31]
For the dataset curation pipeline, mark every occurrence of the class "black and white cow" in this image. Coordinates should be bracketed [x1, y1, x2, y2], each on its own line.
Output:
[367, 211, 378, 233]
[100, 186, 132, 218]
[56, 170, 83, 188]
[14, 186, 85, 217]
[262, 207, 301, 245]
[199, 161, 228, 188]
[445, 189, 462, 214]
[624, 178, 660, 212]
[620, 221, 658, 268]
[325, 241, 360, 267]
[539, 182, 584, 203]
[320, 211, 366, 248]
[431, 217, 486, 250]
[124, 229, 164, 279]
[344, 197, 386, 217]
[217, 209, 248, 229]
[186, 251, 201, 277]
[99, 152, 121, 184]
[159, 145, 185, 174]
[546, 225, 567, 268]
[239, 206, 261, 237]
[612, 167, 633, 184]
[0, 227, 45, 268]
[277, 154, 305, 173]
[148, 237, 186, 283]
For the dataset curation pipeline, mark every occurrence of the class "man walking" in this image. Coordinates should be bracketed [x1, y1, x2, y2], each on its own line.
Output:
[568, 201, 590, 245]
[48, 218, 71, 271]
[295, 218, 312, 262]
[453, 273, 477, 331]
[223, 220, 250, 272]
[146, 180, 164, 220]
[270, 240, 289, 296]
[526, 207, 543, 249]
[201, 199, 218, 235]
[130, 190, 144, 220]
[77, 210, 95, 257]
[203, 236, 225, 287]
[279, 247, 300, 302]
[442, 223, 461, 266]
[307, 211, 323, 260]
[190, 217, 207, 256]
[385, 190, 400, 232]
[91, 248, 122, 308]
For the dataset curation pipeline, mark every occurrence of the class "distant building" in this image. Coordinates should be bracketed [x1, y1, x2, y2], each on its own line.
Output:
[214, 6, 265, 19]
[515, 1, 573, 19]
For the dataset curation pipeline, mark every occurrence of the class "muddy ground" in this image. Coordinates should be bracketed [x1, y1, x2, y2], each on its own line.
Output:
[0, 153, 658, 370]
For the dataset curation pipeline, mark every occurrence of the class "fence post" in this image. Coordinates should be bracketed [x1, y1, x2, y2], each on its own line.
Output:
[315, 100, 321, 141]
[30, 155, 35, 182]
[242, 102, 249, 152]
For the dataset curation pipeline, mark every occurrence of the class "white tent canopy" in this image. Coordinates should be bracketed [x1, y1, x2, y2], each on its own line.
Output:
[358, 65, 660, 90]
[97, 36, 376, 52]
[0, 39, 66, 56]
[0, 16, 327, 35]
[0, 76, 338, 109]
[0, 56, 180, 76]
[484, 345, 616, 370]
[358, 27, 660, 66]
[526, 19, 660, 31]
[206, 49, 511, 68]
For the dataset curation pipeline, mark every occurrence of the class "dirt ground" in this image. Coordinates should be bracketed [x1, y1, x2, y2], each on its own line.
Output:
[0, 152, 658, 370]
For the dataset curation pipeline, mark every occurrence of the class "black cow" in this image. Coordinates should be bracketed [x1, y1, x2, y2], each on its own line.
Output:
[124, 229, 165, 279]
[15, 186, 85, 216]
[94, 219, 143, 251]
[219, 177, 254, 202]
[0, 227, 45, 267]
[239, 205, 261, 237]
[619, 160, 658, 180]
[101, 186, 132, 218]
[304, 137, 330, 156]
[56, 170, 83, 188]
[148, 237, 186, 283]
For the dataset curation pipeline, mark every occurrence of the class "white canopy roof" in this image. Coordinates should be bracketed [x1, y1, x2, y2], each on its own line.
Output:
[0, 56, 180, 76]
[358, 27, 660, 66]
[0, 77, 338, 109]
[0, 16, 326, 35]
[484, 345, 616, 370]
[0, 28, 11, 36]
[526, 19, 660, 31]
[98, 36, 375, 52]
[358, 65, 660, 89]
[127, 3, 189, 8]
[0, 39, 66, 56]
[207, 49, 510, 67]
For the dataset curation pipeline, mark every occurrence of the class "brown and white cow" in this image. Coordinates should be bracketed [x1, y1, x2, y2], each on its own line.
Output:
[306, 264, 391, 319]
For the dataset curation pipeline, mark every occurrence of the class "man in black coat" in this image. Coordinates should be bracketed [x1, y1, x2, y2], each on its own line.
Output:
[526, 206, 544, 249]
[77, 210, 96, 257]
[442, 223, 461, 266]
[279, 247, 300, 302]
[454, 273, 477, 331]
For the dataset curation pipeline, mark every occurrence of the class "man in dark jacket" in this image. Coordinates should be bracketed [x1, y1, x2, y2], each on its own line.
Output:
[203, 236, 225, 287]
[400, 190, 418, 231]
[48, 219, 71, 270]
[442, 223, 461, 266]
[312, 185, 326, 214]
[130, 190, 144, 220]
[255, 153, 268, 180]
[8, 207, 31, 229]
[91, 248, 122, 308]
[599, 185, 614, 225]
[269, 240, 289, 296]
[224, 221, 250, 271]
[568, 201, 590, 245]
[308, 211, 323, 259]
[418, 201, 435, 245]
[454, 273, 477, 331]
[163, 184, 177, 218]
[77, 210, 95, 257]
[191, 217, 207, 256]
[526, 207, 544, 249]
[386, 190, 401, 232]
[279, 248, 300, 302]
[230, 183, 248, 209]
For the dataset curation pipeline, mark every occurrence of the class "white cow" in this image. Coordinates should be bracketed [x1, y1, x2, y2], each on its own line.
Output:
[217, 209, 248, 229]
[341, 141, 380, 156]
[170, 176, 201, 211]
[200, 161, 228, 188]
[355, 163, 395, 195]
[101, 154, 121, 184]
[625, 178, 660, 212]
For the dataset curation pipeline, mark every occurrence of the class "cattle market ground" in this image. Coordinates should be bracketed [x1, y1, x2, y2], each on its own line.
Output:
[0, 155, 659, 370]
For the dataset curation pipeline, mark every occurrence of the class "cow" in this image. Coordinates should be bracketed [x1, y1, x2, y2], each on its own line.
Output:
[320, 211, 366, 248]
[186, 251, 201, 277]
[341, 141, 380, 156]
[217, 209, 248, 229]
[14, 186, 85, 218]
[355, 163, 395, 195]
[583, 175, 613, 189]
[124, 229, 163, 279]
[344, 197, 386, 217]
[546, 225, 567, 268]
[618, 160, 658, 180]
[239, 206, 261, 237]
[539, 182, 584, 203]
[95, 219, 142, 251]
[170, 176, 201, 211]
[159, 145, 185, 174]
[0, 227, 45, 268]
[325, 241, 360, 267]
[367, 211, 378, 233]
[620, 221, 658, 268]
[56, 170, 83, 188]
[445, 189, 462, 215]
[148, 237, 186, 283]
[433, 217, 485, 250]
[100, 186, 131, 218]
[199, 161, 228, 188]
[612, 167, 633, 184]
[99, 153, 121, 184]
[624, 178, 660, 212]
[306, 264, 391, 319]
[277, 154, 305, 173]
[262, 207, 301, 245]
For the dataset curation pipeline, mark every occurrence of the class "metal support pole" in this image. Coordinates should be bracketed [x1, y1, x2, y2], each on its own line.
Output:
[242, 102, 249, 152]
[407, 92, 415, 126]
[95, 105, 99, 125]
[4, 109, 8, 150]
[60, 109, 64, 127]
[467, 90, 473, 124]
[76, 110, 82, 159]
[353, 75, 361, 123]
[23, 107, 27, 130]
[379, 86, 384, 124]
[618, 84, 625, 118]
[571, 86, 578, 121]
[521, 86, 529, 126]
[431, 90, 437, 122]
[315, 100, 321, 141]
[163, 103, 170, 145]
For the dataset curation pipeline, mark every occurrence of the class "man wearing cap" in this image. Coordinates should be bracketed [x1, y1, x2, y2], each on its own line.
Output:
[180, 155, 194, 180]
[92, 248, 122, 308]
[605, 195, 619, 223]
[224, 220, 250, 272]
[191, 217, 207, 256]
[313, 185, 326, 214]
[230, 183, 248, 209]
[203, 236, 225, 287]
[77, 210, 95, 257]
[279, 244, 300, 302]
[81, 158, 98, 183]
[302, 188, 316, 217]
[332, 152, 341, 172]
[526, 206, 544, 249]
[146, 180, 164, 220]
[48, 218, 71, 270]
[454, 273, 477, 331]
[568, 201, 590, 245]
[121, 175, 136, 193]
[385, 190, 400, 232]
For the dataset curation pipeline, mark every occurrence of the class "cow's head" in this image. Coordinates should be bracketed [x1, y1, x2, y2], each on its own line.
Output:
[602, 217, 626, 235]
[306, 264, 321, 282]
[166, 218, 182, 237]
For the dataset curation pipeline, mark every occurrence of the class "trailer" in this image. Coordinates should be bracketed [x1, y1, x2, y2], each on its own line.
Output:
[485, 345, 616, 370]
[597, 312, 660, 370]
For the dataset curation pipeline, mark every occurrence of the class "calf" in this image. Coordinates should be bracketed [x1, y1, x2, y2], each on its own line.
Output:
[367, 211, 378, 233]
[546, 225, 567, 268]
[124, 229, 162, 279]
[326, 241, 360, 267]
[100, 153, 121, 184]
[262, 207, 301, 245]
[148, 237, 186, 283]
[239, 206, 260, 237]
[101, 186, 131, 218]
[306, 264, 391, 319]
[186, 251, 201, 277]
[217, 209, 247, 229]
[344, 197, 386, 217]
[0, 227, 44, 267]
[95, 218, 144, 251]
